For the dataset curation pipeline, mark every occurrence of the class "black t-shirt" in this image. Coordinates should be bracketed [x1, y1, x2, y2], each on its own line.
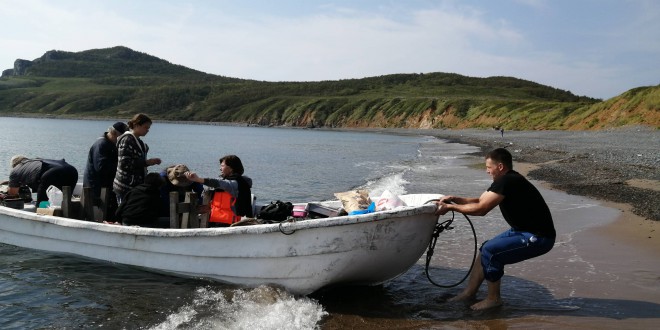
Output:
[488, 170, 556, 238]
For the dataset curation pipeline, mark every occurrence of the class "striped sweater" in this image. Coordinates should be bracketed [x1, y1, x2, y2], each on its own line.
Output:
[113, 132, 149, 196]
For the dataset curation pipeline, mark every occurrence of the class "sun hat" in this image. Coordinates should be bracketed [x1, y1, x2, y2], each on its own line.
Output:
[10, 155, 28, 168]
[167, 164, 192, 187]
[112, 121, 128, 134]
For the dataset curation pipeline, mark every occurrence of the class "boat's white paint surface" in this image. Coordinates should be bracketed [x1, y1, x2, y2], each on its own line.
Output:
[0, 194, 442, 295]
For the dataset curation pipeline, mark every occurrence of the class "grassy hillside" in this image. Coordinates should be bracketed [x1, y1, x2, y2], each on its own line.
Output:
[563, 85, 660, 129]
[1, 46, 657, 129]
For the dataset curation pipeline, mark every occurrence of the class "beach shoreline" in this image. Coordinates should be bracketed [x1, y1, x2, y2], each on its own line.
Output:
[347, 126, 659, 220]
[401, 127, 660, 327]
[365, 125, 659, 257]
[419, 127, 660, 256]
[322, 126, 660, 329]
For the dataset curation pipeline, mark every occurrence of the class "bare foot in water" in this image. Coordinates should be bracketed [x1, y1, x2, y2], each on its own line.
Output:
[447, 293, 475, 302]
[470, 298, 503, 310]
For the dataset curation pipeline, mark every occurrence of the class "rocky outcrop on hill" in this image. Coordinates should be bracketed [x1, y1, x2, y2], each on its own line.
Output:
[13, 59, 33, 75]
[1, 59, 33, 77]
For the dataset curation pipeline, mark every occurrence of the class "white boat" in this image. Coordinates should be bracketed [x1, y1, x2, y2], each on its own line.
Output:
[0, 194, 441, 295]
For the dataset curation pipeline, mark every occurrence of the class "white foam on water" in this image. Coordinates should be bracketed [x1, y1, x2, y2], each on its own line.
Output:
[150, 286, 327, 330]
[362, 171, 409, 198]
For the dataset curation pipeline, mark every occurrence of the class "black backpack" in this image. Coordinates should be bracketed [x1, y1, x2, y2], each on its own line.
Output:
[257, 200, 293, 222]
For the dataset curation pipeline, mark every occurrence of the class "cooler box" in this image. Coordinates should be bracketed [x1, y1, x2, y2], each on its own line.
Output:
[307, 203, 339, 218]
[37, 206, 62, 216]
[292, 204, 308, 218]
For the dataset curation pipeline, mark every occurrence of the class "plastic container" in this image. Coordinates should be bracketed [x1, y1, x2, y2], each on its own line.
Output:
[292, 204, 308, 218]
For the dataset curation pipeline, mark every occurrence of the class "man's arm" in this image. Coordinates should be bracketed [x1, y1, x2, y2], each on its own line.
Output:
[436, 191, 503, 216]
[441, 195, 480, 205]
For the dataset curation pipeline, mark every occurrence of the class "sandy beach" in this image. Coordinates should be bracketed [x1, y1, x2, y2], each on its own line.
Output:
[422, 127, 659, 258]
[327, 126, 660, 329]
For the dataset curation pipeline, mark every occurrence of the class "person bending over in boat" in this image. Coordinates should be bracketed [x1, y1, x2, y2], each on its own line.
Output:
[115, 172, 164, 227]
[83, 121, 128, 221]
[8, 155, 78, 208]
[113, 113, 161, 205]
[435, 148, 556, 311]
[184, 155, 253, 227]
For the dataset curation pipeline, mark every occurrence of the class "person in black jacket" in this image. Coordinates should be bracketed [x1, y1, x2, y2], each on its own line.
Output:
[116, 172, 164, 227]
[8, 156, 78, 207]
[83, 121, 128, 220]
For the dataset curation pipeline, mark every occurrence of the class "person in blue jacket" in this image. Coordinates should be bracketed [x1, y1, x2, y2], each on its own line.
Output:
[83, 121, 127, 220]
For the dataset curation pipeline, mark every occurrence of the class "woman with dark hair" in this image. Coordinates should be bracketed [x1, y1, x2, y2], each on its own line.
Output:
[184, 154, 253, 227]
[113, 113, 161, 204]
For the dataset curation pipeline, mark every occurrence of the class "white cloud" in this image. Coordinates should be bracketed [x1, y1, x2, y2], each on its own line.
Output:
[1, 0, 658, 99]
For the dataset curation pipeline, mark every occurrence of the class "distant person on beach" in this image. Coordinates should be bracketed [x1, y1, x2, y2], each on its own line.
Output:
[115, 172, 164, 227]
[113, 113, 161, 205]
[8, 156, 78, 207]
[435, 147, 556, 310]
[83, 121, 128, 221]
[500, 128, 504, 137]
[184, 154, 253, 227]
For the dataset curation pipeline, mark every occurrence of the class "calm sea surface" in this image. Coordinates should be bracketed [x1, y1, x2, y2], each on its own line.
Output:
[0, 117, 621, 329]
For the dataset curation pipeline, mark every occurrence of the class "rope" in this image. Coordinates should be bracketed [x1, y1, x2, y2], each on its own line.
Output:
[278, 217, 296, 235]
[423, 199, 478, 288]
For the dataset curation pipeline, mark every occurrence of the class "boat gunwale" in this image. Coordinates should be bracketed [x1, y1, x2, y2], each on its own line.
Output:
[0, 203, 438, 237]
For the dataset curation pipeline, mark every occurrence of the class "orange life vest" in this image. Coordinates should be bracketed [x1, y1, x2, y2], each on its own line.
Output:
[209, 190, 241, 225]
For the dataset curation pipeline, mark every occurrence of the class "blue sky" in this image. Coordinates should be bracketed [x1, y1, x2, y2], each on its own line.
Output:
[2, 0, 659, 99]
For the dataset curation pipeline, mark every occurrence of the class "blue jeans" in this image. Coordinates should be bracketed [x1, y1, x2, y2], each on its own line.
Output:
[480, 229, 555, 282]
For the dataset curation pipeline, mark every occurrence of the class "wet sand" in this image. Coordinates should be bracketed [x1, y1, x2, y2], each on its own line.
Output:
[322, 183, 660, 330]
[326, 127, 660, 329]
[511, 166, 660, 329]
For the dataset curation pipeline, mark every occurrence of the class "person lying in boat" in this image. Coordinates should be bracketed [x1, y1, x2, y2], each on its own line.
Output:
[115, 172, 164, 227]
[435, 148, 556, 311]
[8, 155, 78, 208]
[184, 154, 253, 227]
[159, 163, 204, 218]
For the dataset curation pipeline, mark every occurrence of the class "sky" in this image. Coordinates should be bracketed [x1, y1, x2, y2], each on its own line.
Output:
[2, 0, 659, 99]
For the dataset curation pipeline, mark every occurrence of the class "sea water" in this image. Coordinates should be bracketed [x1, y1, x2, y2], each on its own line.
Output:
[0, 117, 622, 329]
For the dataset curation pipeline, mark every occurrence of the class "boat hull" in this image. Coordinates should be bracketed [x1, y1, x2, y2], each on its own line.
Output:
[0, 194, 440, 295]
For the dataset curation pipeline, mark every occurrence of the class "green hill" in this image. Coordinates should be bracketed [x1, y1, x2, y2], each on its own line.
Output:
[1, 46, 657, 129]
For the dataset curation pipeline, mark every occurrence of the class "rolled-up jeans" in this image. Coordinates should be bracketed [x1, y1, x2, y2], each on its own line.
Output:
[480, 228, 555, 282]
